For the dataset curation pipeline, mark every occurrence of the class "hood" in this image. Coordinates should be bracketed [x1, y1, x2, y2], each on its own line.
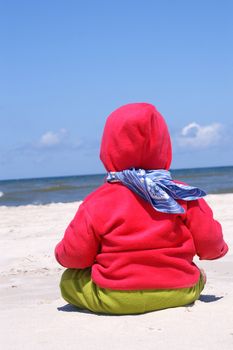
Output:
[100, 103, 172, 172]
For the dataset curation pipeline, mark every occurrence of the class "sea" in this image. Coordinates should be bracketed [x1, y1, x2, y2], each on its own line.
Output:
[0, 166, 233, 207]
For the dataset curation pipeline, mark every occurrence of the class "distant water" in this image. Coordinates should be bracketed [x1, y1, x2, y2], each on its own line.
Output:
[0, 166, 233, 207]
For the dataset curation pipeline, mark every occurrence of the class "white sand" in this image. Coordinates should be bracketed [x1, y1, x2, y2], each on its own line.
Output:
[0, 195, 232, 350]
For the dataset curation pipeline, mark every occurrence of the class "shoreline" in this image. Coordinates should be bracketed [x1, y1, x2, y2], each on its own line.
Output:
[0, 192, 233, 209]
[1, 166, 233, 207]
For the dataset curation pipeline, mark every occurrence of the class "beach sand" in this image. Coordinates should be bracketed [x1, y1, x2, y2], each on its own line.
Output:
[0, 194, 232, 350]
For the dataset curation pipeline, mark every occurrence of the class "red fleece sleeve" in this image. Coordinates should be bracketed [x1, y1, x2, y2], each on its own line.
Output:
[55, 204, 100, 268]
[185, 198, 228, 260]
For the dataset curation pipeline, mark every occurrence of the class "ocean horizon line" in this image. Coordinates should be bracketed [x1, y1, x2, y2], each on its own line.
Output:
[1, 164, 233, 206]
[1, 164, 233, 183]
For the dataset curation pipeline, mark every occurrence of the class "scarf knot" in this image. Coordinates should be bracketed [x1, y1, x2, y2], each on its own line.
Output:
[106, 168, 206, 214]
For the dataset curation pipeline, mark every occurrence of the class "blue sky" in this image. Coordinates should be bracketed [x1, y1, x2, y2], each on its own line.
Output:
[1, 0, 233, 180]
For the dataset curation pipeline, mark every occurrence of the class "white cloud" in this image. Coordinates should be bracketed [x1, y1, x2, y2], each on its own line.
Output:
[39, 129, 67, 147]
[177, 122, 223, 149]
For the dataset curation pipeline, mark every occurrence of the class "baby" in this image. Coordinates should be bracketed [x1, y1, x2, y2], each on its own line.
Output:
[55, 103, 228, 314]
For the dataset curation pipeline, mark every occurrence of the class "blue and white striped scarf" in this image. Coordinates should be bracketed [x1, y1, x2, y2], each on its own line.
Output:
[106, 169, 206, 214]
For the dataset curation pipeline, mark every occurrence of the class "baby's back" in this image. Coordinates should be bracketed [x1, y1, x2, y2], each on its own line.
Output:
[84, 182, 200, 290]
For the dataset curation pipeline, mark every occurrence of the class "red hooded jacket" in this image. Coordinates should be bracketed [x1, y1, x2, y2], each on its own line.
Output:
[55, 103, 228, 290]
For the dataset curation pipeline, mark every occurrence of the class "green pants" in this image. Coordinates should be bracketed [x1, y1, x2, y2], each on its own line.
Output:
[60, 268, 205, 315]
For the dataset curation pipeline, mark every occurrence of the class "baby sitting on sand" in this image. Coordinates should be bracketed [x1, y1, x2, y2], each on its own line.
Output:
[55, 103, 228, 314]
